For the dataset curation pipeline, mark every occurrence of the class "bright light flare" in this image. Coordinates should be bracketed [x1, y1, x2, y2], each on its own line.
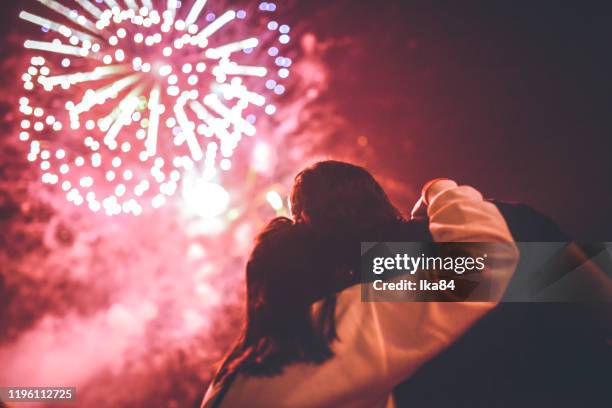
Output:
[182, 180, 230, 219]
[266, 190, 283, 211]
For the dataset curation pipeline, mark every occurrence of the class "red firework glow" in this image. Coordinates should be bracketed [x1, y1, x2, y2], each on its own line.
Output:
[1, 1, 611, 407]
[1, 1, 342, 407]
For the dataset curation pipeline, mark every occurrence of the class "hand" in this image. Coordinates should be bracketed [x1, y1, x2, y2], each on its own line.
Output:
[410, 178, 458, 219]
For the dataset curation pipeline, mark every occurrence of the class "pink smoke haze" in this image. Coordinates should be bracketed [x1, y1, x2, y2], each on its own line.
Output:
[0, 3, 362, 406]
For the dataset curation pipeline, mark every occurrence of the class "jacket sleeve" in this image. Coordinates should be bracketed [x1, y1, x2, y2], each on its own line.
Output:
[329, 182, 519, 395]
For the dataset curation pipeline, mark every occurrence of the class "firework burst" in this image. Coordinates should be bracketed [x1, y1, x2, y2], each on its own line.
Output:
[18, 0, 292, 215]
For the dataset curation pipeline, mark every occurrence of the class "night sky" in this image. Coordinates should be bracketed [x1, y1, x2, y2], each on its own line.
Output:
[2, 1, 611, 238]
[296, 0, 612, 240]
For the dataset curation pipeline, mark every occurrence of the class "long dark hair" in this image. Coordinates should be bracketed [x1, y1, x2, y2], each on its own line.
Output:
[290, 160, 405, 229]
[290, 161, 414, 279]
[211, 217, 337, 391]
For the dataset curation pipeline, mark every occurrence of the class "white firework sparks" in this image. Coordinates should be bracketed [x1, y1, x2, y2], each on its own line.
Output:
[18, 0, 293, 216]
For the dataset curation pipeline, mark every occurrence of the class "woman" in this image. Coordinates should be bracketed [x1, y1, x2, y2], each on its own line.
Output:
[202, 217, 336, 405]
[202, 168, 519, 408]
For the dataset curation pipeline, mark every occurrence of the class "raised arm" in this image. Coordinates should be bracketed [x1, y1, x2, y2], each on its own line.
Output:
[327, 179, 519, 400]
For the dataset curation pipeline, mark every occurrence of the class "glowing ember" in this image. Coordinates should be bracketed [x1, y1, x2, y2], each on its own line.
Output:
[18, 0, 292, 215]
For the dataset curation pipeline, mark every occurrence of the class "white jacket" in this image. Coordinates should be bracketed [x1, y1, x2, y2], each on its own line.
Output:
[202, 182, 519, 408]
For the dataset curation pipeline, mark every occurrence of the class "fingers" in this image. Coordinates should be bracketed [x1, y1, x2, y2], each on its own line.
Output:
[410, 178, 458, 219]
[410, 196, 427, 219]
[421, 178, 458, 206]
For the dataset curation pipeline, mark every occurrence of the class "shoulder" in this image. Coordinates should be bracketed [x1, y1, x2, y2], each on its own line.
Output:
[491, 200, 568, 241]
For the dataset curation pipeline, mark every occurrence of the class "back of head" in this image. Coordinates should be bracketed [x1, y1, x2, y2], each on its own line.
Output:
[246, 217, 329, 320]
[213, 217, 336, 388]
[290, 161, 426, 292]
[290, 161, 404, 230]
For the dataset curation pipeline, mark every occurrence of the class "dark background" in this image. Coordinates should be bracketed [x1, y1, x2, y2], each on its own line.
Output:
[293, 0, 612, 240]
